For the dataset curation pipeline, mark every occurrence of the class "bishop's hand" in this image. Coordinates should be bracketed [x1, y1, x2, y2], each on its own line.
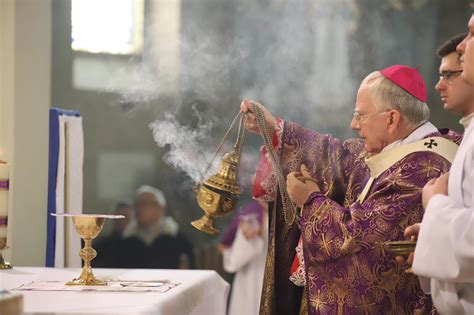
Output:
[240, 98, 276, 136]
[286, 164, 320, 208]
[395, 223, 420, 267]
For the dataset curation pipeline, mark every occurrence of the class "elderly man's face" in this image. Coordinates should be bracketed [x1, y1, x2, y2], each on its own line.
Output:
[135, 192, 164, 228]
[435, 52, 474, 116]
[458, 15, 474, 84]
[350, 84, 391, 154]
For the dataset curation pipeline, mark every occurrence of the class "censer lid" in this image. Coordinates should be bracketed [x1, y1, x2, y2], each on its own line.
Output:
[221, 150, 239, 164]
[201, 150, 241, 195]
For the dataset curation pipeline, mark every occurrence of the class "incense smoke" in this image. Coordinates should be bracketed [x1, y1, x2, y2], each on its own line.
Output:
[119, 0, 438, 183]
[149, 107, 218, 184]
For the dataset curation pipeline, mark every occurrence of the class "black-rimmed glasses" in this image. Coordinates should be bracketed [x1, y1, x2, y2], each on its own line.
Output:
[439, 70, 463, 84]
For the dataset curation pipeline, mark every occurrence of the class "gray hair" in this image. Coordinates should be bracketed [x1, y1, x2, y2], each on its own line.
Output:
[361, 71, 430, 129]
[135, 185, 167, 207]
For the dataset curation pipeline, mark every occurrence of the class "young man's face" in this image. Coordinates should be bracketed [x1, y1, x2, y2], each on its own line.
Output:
[457, 15, 474, 84]
[435, 52, 474, 116]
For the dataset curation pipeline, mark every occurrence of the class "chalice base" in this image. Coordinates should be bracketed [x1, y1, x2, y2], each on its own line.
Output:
[0, 260, 12, 269]
[66, 267, 106, 286]
[191, 215, 219, 235]
[0, 249, 12, 269]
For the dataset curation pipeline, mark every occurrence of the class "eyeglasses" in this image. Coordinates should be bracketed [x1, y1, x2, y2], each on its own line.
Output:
[352, 110, 388, 123]
[439, 70, 463, 84]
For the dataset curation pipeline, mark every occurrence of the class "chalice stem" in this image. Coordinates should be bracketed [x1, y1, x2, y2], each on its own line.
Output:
[77, 238, 98, 282]
[67, 237, 105, 285]
[82, 239, 94, 268]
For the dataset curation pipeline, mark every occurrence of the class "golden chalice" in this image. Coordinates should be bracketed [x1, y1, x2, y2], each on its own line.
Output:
[384, 240, 417, 273]
[51, 213, 124, 285]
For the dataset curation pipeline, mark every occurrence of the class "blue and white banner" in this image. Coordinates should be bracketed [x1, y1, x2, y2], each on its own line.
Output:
[46, 108, 83, 268]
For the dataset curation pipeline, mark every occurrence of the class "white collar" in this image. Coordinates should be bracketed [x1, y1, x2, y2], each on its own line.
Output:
[122, 216, 179, 246]
[382, 121, 438, 152]
[460, 112, 474, 129]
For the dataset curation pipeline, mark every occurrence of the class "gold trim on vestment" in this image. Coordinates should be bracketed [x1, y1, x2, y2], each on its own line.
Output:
[357, 137, 458, 203]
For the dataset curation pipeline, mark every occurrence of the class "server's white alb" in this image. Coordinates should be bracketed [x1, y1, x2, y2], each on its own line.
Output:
[414, 118, 474, 314]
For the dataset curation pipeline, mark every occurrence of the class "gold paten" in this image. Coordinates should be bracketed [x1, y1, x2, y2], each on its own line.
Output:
[67, 216, 106, 286]
[384, 240, 416, 257]
[384, 240, 416, 273]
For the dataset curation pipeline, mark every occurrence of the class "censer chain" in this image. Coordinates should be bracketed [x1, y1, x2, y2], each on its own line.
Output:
[198, 104, 296, 226]
[253, 104, 298, 226]
[235, 113, 247, 163]
[200, 111, 244, 180]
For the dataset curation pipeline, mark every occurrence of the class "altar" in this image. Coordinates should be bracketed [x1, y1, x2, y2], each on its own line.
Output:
[0, 267, 229, 314]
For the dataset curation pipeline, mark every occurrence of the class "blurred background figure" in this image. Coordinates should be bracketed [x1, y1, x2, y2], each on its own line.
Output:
[118, 185, 195, 269]
[219, 199, 268, 315]
[111, 201, 133, 236]
[93, 201, 132, 267]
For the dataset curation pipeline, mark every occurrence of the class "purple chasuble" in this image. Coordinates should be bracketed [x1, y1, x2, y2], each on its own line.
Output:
[257, 120, 462, 315]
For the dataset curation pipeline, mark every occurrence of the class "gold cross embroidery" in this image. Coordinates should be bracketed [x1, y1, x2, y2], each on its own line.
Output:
[311, 289, 328, 311]
[318, 234, 334, 257]
[356, 295, 376, 315]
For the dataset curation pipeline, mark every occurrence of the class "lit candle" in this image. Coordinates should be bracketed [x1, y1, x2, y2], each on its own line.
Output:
[0, 161, 9, 243]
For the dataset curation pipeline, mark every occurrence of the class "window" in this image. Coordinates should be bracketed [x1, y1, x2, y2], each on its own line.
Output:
[71, 0, 144, 55]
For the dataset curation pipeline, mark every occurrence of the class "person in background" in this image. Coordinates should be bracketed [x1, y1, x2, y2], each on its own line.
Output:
[434, 33, 472, 119]
[93, 201, 132, 267]
[219, 199, 268, 315]
[118, 185, 195, 269]
[112, 201, 133, 235]
[401, 17, 474, 314]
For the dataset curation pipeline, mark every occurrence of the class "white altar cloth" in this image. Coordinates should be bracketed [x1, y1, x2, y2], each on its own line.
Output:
[0, 267, 229, 314]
